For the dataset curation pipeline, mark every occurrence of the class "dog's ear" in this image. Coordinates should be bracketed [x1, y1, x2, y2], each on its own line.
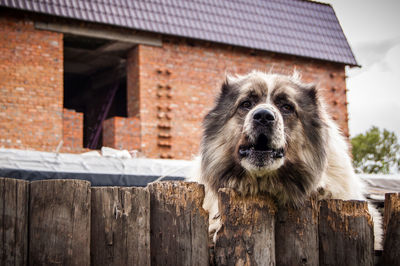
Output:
[304, 84, 318, 104]
[221, 74, 235, 95]
[291, 73, 319, 106]
[221, 74, 236, 95]
[297, 83, 321, 113]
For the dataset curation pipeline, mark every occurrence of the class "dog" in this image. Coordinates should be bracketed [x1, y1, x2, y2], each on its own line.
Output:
[190, 71, 382, 249]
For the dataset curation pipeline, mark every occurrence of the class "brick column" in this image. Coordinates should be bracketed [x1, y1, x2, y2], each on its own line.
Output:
[103, 117, 141, 151]
[62, 108, 83, 153]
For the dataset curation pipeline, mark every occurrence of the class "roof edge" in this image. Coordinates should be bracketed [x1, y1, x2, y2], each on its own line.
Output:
[0, 4, 360, 67]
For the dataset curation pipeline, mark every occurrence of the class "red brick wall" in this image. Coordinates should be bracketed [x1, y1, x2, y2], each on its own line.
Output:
[62, 108, 83, 153]
[0, 15, 63, 151]
[131, 38, 349, 160]
[103, 117, 141, 151]
[1, 15, 349, 158]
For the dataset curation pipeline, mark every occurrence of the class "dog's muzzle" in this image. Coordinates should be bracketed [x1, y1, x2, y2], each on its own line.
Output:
[238, 133, 285, 161]
[237, 107, 285, 168]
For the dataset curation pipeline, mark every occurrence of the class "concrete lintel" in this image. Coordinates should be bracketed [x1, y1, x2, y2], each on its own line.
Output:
[35, 22, 162, 47]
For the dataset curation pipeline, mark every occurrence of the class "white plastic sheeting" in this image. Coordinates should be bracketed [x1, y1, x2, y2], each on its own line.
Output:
[1, 148, 400, 194]
[359, 174, 400, 202]
[0, 148, 193, 186]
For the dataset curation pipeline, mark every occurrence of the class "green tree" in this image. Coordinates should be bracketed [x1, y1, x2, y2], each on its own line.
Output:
[351, 126, 400, 174]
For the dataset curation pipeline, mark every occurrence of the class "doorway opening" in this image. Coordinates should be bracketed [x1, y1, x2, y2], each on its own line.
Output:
[63, 34, 134, 149]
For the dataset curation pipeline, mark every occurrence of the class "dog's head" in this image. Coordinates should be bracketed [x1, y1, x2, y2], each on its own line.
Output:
[201, 71, 328, 199]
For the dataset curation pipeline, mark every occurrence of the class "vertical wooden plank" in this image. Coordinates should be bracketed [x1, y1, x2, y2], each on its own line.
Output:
[91, 186, 150, 265]
[29, 179, 91, 266]
[148, 181, 209, 266]
[381, 193, 400, 265]
[275, 198, 319, 266]
[383, 193, 400, 236]
[214, 188, 276, 266]
[0, 178, 29, 266]
[319, 200, 374, 266]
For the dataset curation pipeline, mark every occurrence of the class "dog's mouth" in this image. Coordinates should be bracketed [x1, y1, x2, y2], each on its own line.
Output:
[238, 134, 285, 160]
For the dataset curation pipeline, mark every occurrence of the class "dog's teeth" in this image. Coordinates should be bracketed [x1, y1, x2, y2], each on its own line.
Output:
[239, 148, 249, 157]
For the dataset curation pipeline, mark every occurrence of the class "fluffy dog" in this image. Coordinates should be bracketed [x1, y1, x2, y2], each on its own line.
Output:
[190, 71, 382, 249]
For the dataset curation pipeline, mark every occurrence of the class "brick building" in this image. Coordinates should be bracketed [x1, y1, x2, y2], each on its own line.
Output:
[0, 0, 358, 160]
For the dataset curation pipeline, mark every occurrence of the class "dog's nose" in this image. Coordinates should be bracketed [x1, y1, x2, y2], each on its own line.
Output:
[253, 109, 275, 124]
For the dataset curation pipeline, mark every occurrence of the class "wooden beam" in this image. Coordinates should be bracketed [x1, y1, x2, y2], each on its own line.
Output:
[96, 42, 135, 53]
[148, 181, 209, 266]
[29, 179, 91, 266]
[383, 193, 400, 236]
[35, 22, 162, 47]
[382, 193, 400, 265]
[214, 188, 276, 265]
[0, 178, 29, 266]
[319, 200, 374, 266]
[275, 198, 319, 265]
[91, 187, 150, 266]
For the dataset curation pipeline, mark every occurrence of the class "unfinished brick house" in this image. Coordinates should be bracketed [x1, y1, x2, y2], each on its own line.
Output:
[0, 0, 358, 160]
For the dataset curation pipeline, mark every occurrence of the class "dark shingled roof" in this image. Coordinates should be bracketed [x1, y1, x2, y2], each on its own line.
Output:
[0, 0, 358, 66]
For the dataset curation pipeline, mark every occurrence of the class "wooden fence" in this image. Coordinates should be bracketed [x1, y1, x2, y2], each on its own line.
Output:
[0, 177, 399, 266]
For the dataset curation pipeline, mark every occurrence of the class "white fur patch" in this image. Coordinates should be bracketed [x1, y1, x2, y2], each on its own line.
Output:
[240, 157, 284, 175]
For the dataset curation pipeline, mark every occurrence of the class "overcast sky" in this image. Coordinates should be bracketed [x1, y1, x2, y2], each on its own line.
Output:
[324, 0, 400, 137]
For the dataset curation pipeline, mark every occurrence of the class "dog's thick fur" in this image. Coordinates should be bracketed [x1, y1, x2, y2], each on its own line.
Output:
[190, 71, 382, 249]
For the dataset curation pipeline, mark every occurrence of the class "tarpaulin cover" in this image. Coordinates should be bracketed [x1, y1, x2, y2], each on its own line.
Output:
[359, 173, 400, 202]
[1, 148, 399, 197]
[0, 148, 193, 186]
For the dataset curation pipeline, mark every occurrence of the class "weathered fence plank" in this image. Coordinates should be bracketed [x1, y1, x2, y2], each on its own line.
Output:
[0, 177, 29, 266]
[148, 181, 209, 266]
[2, 176, 399, 265]
[383, 193, 400, 235]
[319, 200, 374, 266]
[214, 188, 276, 266]
[91, 186, 150, 265]
[382, 193, 400, 265]
[275, 198, 319, 266]
[29, 179, 91, 266]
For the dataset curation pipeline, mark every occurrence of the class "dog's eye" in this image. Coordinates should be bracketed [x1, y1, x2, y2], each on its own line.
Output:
[239, 101, 252, 109]
[280, 104, 294, 114]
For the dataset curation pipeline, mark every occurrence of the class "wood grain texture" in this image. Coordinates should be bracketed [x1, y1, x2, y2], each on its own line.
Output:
[214, 188, 276, 266]
[275, 198, 319, 266]
[383, 193, 400, 236]
[382, 193, 400, 266]
[29, 179, 91, 266]
[91, 186, 150, 265]
[319, 200, 374, 266]
[0, 177, 29, 266]
[148, 181, 209, 266]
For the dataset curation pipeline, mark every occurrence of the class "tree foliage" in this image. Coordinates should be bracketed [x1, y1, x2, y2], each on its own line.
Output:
[351, 126, 400, 174]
